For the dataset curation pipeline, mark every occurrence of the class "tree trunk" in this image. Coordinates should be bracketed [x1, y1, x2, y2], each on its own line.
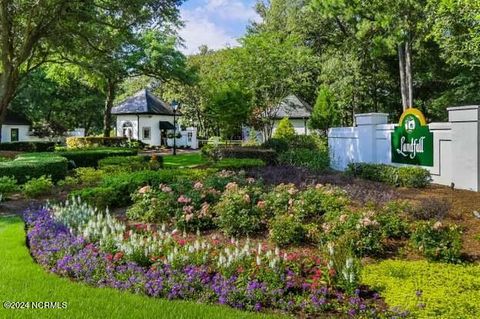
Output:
[103, 80, 116, 137]
[405, 40, 413, 108]
[0, 68, 20, 142]
[398, 43, 408, 111]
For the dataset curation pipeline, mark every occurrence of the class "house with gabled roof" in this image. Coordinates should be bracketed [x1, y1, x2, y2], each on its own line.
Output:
[112, 89, 198, 148]
[243, 94, 313, 142]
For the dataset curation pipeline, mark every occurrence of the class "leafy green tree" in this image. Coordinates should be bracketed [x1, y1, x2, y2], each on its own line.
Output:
[431, 0, 480, 69]
[51, 15, 189, 136]
[232, 31, 318, 138]
[11, 69, 104, 135]
[273, 117, 295, 139]
[0, 0, 184, 139]
[206, 84, 252, 139]
[309, 86, 339, 133]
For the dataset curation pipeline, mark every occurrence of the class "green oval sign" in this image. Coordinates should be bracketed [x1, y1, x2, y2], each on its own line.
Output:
[391, 108, 433, 166]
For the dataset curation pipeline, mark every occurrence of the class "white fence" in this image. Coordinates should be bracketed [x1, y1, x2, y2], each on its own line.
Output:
[328, 105, 480, 191]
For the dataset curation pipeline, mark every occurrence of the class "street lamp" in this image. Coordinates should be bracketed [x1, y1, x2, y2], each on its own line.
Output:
[171, 100, 180, 155]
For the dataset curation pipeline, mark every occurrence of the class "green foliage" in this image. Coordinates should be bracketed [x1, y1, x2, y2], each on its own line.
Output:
[204, 146, 277, 165]
[98, 155, 161, 172]
[206, 84, 251, 138]
[262, 183, 298, 218]
[396, 166, 433, 188]
[127, 187, 176, 223]
[214, 185, 263, 236]
[73, 169, 215, 208]
[363, 260, 480, 319]
[66, 137, 131, 149]
[278, 148, 329, 171]
[346, 163, 431, 188]
[11, 70, 105, 135]
[308, 86, 338, 132]
[325, 239, 362, 295]
[57, 148, 138, 168]
[262, 138, 289, 154]
[293, 186, 347, 220]
[273, 118, 295, 140]
[23, 176, 53, 198]
[0, 141, 55, 152]
[71, 187, 120, 209]
[74, 168, 106, 187]
[0, 176, 18, 195]
[410, 221, 462, 263]
[0, 154, 68, 183]
[377, 201, 411, 238]
[269, 214, 306, 247]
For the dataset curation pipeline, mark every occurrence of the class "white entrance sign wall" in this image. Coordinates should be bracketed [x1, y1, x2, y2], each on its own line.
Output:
[328, 105, 479, 191]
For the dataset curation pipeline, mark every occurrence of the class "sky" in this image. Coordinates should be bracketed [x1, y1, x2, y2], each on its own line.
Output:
[178, 0, 261, 55]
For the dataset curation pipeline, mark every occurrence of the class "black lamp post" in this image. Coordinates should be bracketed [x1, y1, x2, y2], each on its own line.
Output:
[171, 100, 180, 155]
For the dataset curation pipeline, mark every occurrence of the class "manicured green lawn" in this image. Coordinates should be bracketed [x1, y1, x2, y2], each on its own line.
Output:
[163, 152, 207, 168]
[0, 216, 281, 319]
[363, 260, 480, 319]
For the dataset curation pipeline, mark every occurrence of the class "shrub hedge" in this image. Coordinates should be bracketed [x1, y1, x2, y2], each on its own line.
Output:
[203, 146, 277, 165]
[346, 163, 431, 188]
[57, 148, 138, 168]
[98, 155, 163, 172]
[278, 148, 329, 172]
[66, 137, 130, 149]
[0, 154, 68, 183]
[0, 141, 55, 152]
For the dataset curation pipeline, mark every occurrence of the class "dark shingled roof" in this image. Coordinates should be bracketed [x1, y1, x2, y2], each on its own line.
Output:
[112, 89, 177, 115]
[4, 111, 31, 125]
[274, 95, 312, 119]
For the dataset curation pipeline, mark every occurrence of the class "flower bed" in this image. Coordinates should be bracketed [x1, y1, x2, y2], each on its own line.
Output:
[23, 202, 408, 318]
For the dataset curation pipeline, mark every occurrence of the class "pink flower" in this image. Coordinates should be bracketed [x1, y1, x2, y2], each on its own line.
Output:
[177, 195, 192, 204]
[193, 182, 204, 190]
[185, 213, 194, 222]
[183, 205, 194, 214]
[246, 177, 255, 184]
[138, 186, 151, 194]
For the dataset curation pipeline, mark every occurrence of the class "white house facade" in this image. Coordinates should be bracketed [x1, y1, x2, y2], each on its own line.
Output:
[0, 111, 42, 143]
[112, 89, 198, 149]
[244, 95, 312, 143]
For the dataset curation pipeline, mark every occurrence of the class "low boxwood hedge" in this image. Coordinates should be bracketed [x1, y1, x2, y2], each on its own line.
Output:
[203, 145, 277, 165]
[98, 155, 163, 172]
[0, 154, 68, 183]
[346, 163, 431, 188]
[57, 148, 138, 168]
[0, 141, 55, 152]
[66, 137, 129, 149]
